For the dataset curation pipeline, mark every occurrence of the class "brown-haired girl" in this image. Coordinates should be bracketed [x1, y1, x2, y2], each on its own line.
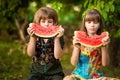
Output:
[63, 9, 110, 80]
[27, 7, 64, 80]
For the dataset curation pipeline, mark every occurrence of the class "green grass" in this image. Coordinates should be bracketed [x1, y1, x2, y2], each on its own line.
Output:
[0, 41, 31, 80]
[0, 41, 120, 79]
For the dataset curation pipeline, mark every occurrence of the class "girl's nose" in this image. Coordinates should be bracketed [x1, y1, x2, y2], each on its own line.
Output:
[90, 22, 94, 27]
[45, 21, 49, 26]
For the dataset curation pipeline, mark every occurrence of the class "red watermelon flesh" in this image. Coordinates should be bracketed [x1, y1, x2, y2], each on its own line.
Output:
[74, 31, 109, 47]
[30, 23, 60, 38]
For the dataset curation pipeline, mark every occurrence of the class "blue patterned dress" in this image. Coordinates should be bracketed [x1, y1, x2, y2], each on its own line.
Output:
[72, 45, 102, 79]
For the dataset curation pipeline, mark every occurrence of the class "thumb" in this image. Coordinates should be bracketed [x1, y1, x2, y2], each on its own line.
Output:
[29, 23, 33, 27]
[59, 25, 62, 28]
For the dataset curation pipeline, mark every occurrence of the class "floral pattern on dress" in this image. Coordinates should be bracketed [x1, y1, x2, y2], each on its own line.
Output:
[35, 37, 56, 65]
[73, 45, 102, 79]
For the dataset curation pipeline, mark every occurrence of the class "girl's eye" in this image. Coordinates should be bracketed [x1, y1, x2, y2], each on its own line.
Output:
[86, 21, 91, 23]
[94, 21, 98, 24]
[48, 21, 53, 23]
[41, 20, 45, 23]
[40, 19, 54, 23]
[48, 19, 54, 23]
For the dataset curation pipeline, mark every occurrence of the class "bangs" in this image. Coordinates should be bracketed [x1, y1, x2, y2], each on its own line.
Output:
[33, 7, 58, 25]
[85, 14, 100, 22]
[40, 11, 53, 20]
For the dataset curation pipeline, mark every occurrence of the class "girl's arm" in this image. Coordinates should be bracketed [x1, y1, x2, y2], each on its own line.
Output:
[71, 36, 80, 66]
[27, 37, 36, 57]
[101, 45, 110, 66]
[101, 36, 110, 66]
[71, 45, 80, 66]
[54, 26, 64, 59]
[27, 25, 37, 57]
[54, 38, 63, 59]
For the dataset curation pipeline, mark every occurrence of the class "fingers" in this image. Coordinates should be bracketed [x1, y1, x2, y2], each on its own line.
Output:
[27, 25, 35, 37]
[56, 26, 64, 38]
[59, 25, 62, 28]
[102, 36, 110, 46]
[72, 36, 80, 48]
[58, 27, 64, 34]
[73, 36, 79, 41]
[29, 23, 33, 27]
[73, 36, 80, 45]
[102, 36, 110, 43]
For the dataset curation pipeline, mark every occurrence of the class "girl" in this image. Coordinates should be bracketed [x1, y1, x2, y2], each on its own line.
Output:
[27, 7, 64, 80]
[63, 9, 110, 80]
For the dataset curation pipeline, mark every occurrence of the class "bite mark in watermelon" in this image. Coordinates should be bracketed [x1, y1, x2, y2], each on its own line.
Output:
[30, 23, 60, 38]
[74, 31, 109, 47]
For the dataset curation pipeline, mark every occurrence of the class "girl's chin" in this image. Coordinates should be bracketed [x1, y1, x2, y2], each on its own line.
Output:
[88, 31, 96, 34]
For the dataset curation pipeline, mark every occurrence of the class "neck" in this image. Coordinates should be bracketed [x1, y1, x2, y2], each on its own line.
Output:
[44, 39, 48, 43]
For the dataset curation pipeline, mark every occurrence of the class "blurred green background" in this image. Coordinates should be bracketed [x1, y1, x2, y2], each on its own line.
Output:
[0, 0, 120, 79]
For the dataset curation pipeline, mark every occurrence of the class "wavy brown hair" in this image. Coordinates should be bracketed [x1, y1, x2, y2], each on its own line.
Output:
[80, 9, 105, 35]
[33, 7, 58, 25]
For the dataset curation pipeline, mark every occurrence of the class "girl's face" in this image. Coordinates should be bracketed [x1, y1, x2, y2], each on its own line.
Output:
[85, 20, 100, 36]
[40, 18, 54, 27]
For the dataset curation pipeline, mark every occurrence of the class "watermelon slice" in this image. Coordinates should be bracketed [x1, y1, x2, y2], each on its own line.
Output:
[30, 23, 60, 38]
[74, 31, 109, 47]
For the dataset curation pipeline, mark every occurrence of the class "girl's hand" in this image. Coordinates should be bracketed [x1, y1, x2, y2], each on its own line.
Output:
[55, 26, 64, 38]
[102, 36, 110, 46]
[27, 24, 36, 37]
[73, 36, 80, 48]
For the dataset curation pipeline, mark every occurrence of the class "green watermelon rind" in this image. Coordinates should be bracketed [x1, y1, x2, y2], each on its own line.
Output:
[74, 31, 109, 48]
[30, 23, 60, 38]
[34, 32, 59, 38]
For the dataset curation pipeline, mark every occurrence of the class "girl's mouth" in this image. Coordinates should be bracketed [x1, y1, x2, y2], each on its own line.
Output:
[90, 28, 95, 31]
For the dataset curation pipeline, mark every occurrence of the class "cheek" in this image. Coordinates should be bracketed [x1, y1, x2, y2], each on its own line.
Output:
[85, 23, 90, 29]
[40, 22, 44, 26]
[95, 24, 100, 29]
